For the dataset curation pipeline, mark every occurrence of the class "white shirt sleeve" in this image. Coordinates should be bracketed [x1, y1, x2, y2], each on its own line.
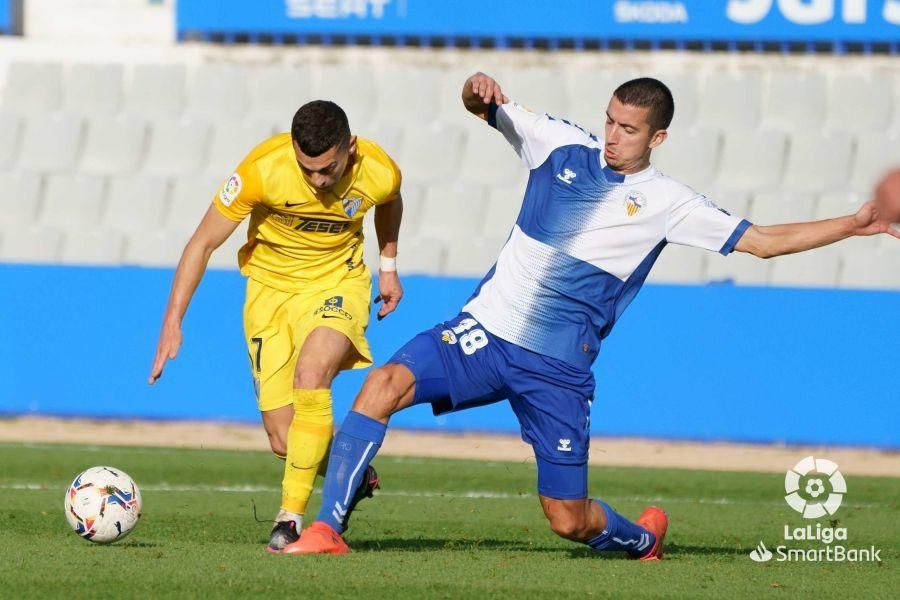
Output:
[666, 193, 752, 255]
[490, 102, 601, 170]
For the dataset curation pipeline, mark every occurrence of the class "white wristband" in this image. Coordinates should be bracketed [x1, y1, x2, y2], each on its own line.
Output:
[379, 255, 397, 272]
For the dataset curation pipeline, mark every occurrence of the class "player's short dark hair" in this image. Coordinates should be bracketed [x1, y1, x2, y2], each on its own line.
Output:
[613, 78, 675, 132]
[291, 100, 351, 157]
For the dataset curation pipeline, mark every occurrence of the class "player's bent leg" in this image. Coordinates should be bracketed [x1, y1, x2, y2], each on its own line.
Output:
[282, 364, 421, 555]
[535, 459, 664, 559]
[281, 327, 351, 523]
[260, 404, 293, 458]
[540, 496, 605, 541]
[353, 363, 418, 422]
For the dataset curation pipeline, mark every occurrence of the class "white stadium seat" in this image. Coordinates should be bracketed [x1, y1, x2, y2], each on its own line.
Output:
[444, 235, 506, 277]
[59, 230, 125, 265]
[205, 121, 276, 177]
[39, 175, 107, 229]
[648, 72, 699, 133]
[103, 175, 170, 233]
[840, 241, 900, 290]
[646, 244, 706, 284]
[825, 74, 894, 134]
[715, 130, 787, 192]
[123, 64, 187, 120]
[376, 65, 444, 126]
[389, 236, 447, 275]
[698, 71, 764, 132]
[0, 173, 42, 227]
[186, 64, 251, 122]
[704, 250, 770, 286]
[814, 191, 862, 221]
[17, 116, 84, 173]
[0, 113, 21, 170]
[0, 62, 63, 116]
[123, 228, 193, 267]
[165, 174, 223, 229]
[652, 129, 721, 190]
[458, 124, 528, 186]
[358, 122, 405, 162]
[566, 68, 641, 131]
[249, 65, 314, 125]
[501, 67, 571, 120]
[484, 184, 525, 238]
[63, 64, 124, 118]
[762, 70, 827, 133]
[207, 221, 249, 270]
[417, 184, 489, 241]
[769, 245, 841, 288]
[315, 64, 378, 126]
[748, 191, 817, 225]
[0, 225, 63, 263]
[781, 132, 854, 193]
[849, 133, 900, 197]
[80, 118, 147, 176]
[144, 120, 211, 176]
[398, 122, 465, 184]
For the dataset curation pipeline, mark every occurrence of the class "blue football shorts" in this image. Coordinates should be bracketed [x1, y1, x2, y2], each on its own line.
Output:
[387, 313, 595, 499]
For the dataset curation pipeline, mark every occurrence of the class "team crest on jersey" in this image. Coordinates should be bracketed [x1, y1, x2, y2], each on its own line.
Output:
[624, 190, 647, 217]
[342, 197, 362, 218]
[219, 173, 242, 207]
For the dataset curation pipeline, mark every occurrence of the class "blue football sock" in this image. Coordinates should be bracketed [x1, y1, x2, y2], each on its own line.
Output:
[316, 410, 387, 534]
[586, 500, 655, 557]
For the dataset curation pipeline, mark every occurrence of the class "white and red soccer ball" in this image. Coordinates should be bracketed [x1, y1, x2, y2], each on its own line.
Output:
[64, 466, 142, 544]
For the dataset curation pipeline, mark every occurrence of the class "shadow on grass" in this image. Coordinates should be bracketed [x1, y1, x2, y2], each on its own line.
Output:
[349, 537, 568, 553]
[345, 537, 749, 559]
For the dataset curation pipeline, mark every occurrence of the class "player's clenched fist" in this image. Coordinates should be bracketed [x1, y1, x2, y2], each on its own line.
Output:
[148, 323, 182, 384]
[462, 72, 509, 120]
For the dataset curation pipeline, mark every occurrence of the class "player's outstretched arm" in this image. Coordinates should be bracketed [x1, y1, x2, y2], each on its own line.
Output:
[462, 71, 509, 121]
[735, 201, 899, 259]
[373, 192, 403, 321]
[148, 206, 241, 384]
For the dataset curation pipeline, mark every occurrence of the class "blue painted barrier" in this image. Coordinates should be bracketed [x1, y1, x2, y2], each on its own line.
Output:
[177, 0, 900, 51]
[1, 264, 898, 447]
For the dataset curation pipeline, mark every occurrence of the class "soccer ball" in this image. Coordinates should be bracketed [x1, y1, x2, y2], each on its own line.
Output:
[64, 466, 142, 544]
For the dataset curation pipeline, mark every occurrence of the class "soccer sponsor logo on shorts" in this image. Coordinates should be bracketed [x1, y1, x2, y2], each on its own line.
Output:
[314, 296, 353, 320]
[557, 438, 572, 452]
[219, 173, 242, 207]
[624, 190, 647, 217]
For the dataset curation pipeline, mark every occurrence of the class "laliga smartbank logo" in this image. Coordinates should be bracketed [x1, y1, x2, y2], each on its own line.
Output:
[749, 456, 881, 563]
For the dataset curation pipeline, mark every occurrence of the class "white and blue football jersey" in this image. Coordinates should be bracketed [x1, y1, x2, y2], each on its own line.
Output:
[462, 102, 751, 369]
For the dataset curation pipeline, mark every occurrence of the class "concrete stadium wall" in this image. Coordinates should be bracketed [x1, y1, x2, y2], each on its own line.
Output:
[1, 264, 898, 448]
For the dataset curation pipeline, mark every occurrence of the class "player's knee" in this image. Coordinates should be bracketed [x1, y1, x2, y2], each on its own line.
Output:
[293, 363, 336, 389]
[354, 366, 406, 418]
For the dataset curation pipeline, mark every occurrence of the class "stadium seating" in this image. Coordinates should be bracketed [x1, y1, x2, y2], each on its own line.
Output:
[0, 55, 897, 289]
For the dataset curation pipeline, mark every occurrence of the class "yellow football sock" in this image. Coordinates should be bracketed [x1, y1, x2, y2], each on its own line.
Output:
[281, 388, 333, 515]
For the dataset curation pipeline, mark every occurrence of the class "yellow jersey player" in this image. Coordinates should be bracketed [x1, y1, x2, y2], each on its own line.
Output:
[148, 100, 403, 552]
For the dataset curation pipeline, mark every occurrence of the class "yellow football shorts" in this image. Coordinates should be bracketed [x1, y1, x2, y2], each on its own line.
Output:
[242, 276, 373, 412]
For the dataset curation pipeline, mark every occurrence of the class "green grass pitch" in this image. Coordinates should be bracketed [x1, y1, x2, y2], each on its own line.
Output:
[0, 442, 896, 598]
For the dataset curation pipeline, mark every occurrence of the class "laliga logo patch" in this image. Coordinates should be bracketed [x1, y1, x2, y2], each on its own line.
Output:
[623, 190, 647, 217]
[219, 173, 242, 207]
[784, 456, 846, 519]
[342, 197, 362, 218]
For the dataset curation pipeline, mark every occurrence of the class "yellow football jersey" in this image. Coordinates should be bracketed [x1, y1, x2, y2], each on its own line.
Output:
[214, 134, 401, 292]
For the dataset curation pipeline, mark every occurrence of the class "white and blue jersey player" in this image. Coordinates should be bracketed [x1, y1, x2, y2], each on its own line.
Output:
[283, 72, 900, 558]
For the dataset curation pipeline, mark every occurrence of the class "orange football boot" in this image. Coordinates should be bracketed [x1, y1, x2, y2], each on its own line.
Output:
[282, 521, 350, 555]
[634, 506, 668, 561]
